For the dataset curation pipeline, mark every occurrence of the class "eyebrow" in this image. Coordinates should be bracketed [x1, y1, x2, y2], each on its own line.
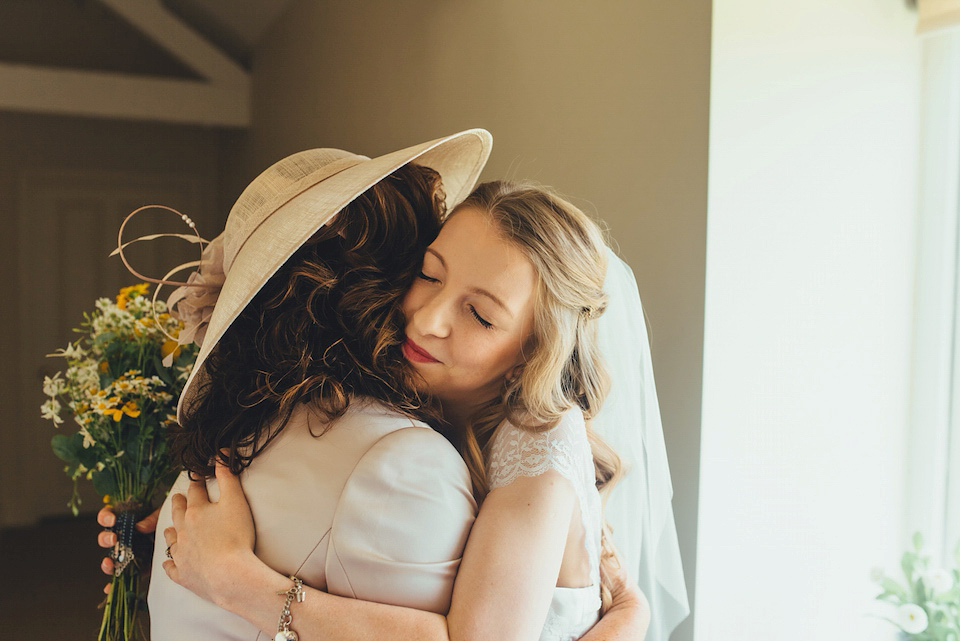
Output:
[425, 247, 513, 317]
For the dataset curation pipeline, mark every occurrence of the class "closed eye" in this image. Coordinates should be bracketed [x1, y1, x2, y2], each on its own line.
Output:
[470, 305, 493, 329]
[418, 271, 440, 284]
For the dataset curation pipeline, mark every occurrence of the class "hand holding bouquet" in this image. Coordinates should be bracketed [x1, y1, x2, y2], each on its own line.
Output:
[41, 284, 198, 641]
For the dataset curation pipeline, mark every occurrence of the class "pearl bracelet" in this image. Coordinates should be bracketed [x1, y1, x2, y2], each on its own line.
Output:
[275, 575, 305, 641]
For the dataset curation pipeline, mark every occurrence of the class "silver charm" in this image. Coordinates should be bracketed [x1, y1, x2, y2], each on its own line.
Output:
[113, 542, 134, 576]
[275, 576, 304, 641]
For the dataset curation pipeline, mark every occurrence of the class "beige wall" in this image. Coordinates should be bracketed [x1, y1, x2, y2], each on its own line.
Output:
[251, 2, 711, 638]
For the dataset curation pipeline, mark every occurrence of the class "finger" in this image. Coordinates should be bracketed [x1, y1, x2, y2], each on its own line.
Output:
[215, 460, 243, 503]
[97, 506, 116, 528]
[136, 508, 161, 533]
[163, 526, 178, 547]
[162, 560, 179, 585]
[101, 557, 115, 576]
[98, 530, 117, 548]
[170, 492, 187, 529]
[186, 475, 210, 507]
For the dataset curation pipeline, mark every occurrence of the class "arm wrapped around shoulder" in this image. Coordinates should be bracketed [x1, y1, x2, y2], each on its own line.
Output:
[325, 427, 477, 614]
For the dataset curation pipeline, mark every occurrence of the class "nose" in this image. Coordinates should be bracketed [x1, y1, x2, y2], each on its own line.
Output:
[410, 289, 453, 339]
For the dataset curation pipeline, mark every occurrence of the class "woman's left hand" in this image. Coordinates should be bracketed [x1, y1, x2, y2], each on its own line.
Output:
[162, 462, 257, 606]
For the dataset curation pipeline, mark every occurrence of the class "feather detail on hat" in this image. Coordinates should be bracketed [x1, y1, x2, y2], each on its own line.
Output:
[163, 235, 226, 365]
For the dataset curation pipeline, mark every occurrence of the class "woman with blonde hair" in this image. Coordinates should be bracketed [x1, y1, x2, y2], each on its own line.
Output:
[158, 178, 674, 640]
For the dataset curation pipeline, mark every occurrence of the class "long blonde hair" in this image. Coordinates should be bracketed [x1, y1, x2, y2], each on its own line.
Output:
[452, 181, 625, 611]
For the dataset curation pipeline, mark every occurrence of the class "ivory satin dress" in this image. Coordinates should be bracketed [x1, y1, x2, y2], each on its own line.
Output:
[148, 399, 477, 640]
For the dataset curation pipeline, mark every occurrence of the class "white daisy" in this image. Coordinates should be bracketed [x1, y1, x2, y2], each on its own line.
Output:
[923, 568, 954, 594]
[897, 604, 928, 635]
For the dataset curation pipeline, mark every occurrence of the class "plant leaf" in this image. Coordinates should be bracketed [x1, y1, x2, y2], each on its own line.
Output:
[91, 470, 117, 498]
[879, 576, 910, 601]
[51, 433, 79, 464]
[153, 355, 175, 387]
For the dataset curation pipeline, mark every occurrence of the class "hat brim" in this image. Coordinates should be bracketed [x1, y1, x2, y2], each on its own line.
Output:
[177, 128, 492, 420]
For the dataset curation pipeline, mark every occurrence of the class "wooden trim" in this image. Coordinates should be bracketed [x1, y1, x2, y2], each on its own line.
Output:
[918, 0, 960, 35]
[906, 30, 960, 562]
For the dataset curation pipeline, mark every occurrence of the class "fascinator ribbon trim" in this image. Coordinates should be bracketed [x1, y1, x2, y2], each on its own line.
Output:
[111, 205, 225, 365]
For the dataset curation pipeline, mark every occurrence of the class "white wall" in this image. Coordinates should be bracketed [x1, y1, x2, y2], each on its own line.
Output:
[698, 1, 920, 639]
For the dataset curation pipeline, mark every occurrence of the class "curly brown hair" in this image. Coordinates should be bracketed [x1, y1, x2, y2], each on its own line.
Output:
[173, 163, 445, 477]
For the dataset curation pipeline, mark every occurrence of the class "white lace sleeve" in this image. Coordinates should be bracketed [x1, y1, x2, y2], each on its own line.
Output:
[486, 409, 592, 492]
[487, 408, 603, 596]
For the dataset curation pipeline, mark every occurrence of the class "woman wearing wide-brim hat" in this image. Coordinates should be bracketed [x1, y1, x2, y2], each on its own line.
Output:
[135, 129, 492, 640]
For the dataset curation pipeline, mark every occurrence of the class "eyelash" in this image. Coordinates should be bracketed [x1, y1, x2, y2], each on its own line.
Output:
[470, 306, 494, 330]
[418, 272, 494, 330]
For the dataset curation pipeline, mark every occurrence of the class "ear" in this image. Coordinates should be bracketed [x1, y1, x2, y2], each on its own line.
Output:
[505, 364, 524, 383]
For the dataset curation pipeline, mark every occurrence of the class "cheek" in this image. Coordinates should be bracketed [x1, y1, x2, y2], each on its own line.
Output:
[400, 286, 419, 321]
[476, 336, 526, 375]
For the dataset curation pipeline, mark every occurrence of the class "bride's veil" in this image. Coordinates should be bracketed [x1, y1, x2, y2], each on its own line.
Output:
[594, 248, 690, 640]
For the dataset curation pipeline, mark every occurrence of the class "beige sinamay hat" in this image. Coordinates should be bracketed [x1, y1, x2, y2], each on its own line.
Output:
[169, 128, 492, 420]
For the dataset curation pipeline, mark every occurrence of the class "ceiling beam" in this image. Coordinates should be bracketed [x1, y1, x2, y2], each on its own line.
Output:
[0, 0, 250, 127]
[0, 63, 248, 127]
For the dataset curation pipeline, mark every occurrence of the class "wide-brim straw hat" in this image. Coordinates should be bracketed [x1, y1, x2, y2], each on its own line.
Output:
[177, 128, 493, 420]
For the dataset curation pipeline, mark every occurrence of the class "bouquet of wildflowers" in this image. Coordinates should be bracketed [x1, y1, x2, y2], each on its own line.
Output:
[873, 533, 960, 640]
[41, 284, 198, 641]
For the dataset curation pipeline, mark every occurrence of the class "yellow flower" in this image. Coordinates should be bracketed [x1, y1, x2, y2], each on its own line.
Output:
[116, 283, 149, 309]
[99, 361, 109, 374]
[120, 284, 150, 298]
[103, 494, 111, 505]
[162, 339, 182, 362]
[104, 400, 141, 422]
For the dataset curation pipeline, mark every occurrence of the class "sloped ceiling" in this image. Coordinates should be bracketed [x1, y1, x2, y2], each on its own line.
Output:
[0, 0, 294, 71]
[162, 0, 296, 68]
[0, 0, 295, 126]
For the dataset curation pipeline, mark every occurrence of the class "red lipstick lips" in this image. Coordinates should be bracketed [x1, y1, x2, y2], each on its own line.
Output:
[402, 338, 439, 364]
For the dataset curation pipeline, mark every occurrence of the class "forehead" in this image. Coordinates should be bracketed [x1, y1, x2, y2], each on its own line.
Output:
[430, 207, 538, 311]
